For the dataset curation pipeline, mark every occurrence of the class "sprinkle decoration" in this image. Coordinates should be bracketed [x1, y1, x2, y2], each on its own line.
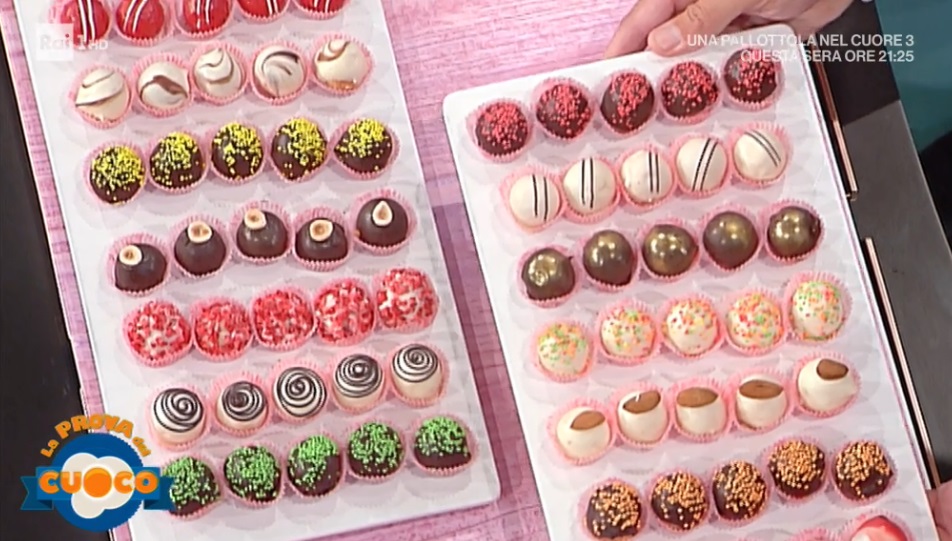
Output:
[164, 456, 220, 512]
[150, 132, 204, 188]
[603, 72, 654, 131]
[727, 292, 783, 349]
[288, 435, 340, 490]
[125, 300, 191, 362]
[536, 83, 592, 138]
[212, 122, 264, 180]
[251, 290, 313, 348]
[790, 280, 845, 339]
[334, 118, 392, 170]
[712, 461, 768, 520]
[661, 61, 719, 118]
[664, 299, 718, 341]
[224, 446, 280, 502]
[724, 48, 778, 103]
[475, 102, 528, 155]
[600, 307, 655, 358]
[414, 416, 469, 460]
[348, 422, 404, 476]
[314, 280, 375, 343]
[89, 145, 146, 204]
[768, 440, 826, 497]
[835, 441, 893, 500]
[651, 472, 709, 531]
[273, 118, 327, 179]
[586, 481, 643, 538]
[193, 300, 253, 358]
[537, 322, 590, 371]
[375, 268, 439, 329]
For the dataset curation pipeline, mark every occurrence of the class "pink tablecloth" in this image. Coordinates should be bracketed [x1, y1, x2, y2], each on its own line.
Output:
[0, 1, 633, 539]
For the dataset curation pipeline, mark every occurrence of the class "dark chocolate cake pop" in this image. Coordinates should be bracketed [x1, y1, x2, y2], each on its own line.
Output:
[702, 211, 759, 269]
[766, 206, 821, 259]
[520, 248, 575, 301]
[642, 224, 698, 277]
[114, 243, 167, 292]
[295, 218, 348, 262]
[582, 230, 635, 286]
[174, 220, 227, 276]
[236, 209, 288, 259]
[355, 198, 410, 248]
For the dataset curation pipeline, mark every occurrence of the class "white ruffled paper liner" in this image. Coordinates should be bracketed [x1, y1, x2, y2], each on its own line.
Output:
[221, 441, 285, 509]
[636, 217, 701, 282]
[229, 200, 293, 264]
[310, 34, 374, 96]
[129, 53, 193, 118]
[837, 511, 913, 541]
[347, 188, 417, 256]
[594, 68, 659, 138]
[657, 60, 722, 125]
[208, 372, 272, 439]
[282, 432, 346, 499]
[371, 267, 440, 333]
[646, 469, 713, 534]
[670, 132, 733, 198]
[516, 245, 581, 309]
[187, 42, 250, 106]
[250, 286, 315, 352]
[530, 77, 595, 142]
[113, 0, 174, 46]
[48, 0, 112, 49]
[557, 156, 621, 224]
[249, 40, 308, 106]
[594, 299, 660, 365]
[330, 116, 401, 180]
[573, 230, 639, 293]
[293, 0, 351, 20]
[576, 477, 647, 540]
[720, 288, 788, 356]
[658, 294, 725, 361]
[727, 122, 792, 188]
[669, 377, 733, 443]
[69, 64, 132, 129]
[727, 366, 793, 434]
[388, 343, 449, 408]
[267, 116, 330, 182]
[546, 398, 616, 466]
[329, 351, 391, 415]
[312, 277, 376, 346]
[792, 351, 862, 418]
[266, 358, 330, 425]
[783, 271, 853, 343]
[236, 0, 291, 22]
[409, 414, 478, 477]
[122, 299, 193, 367]
[84, 141, 147, 207]
[173, 0, 234, 39]
[167, 214, 232, 279]
[697, 204, 764, 273]
[344, 419, 407, 483]
[719, 47, 785, 112]
[760, 199, 825, 264]
[145, 130, 208, 194]
[466, 99, 534, 163]
[610, 382, 672, 449]
[146, 383, 211, 452]
[291, 206, 351, 271]
[530, 320, 595, 383]
[614, 144, 676, 210]
[160, 453, 224, 520]
[106, 233, 171, 297]
[498, 166, 565, 232]
[189, 297, 255, 362]
[759, 437, 830, 505]
[829, 439, 897, 506]
[206, 122, 268, 184]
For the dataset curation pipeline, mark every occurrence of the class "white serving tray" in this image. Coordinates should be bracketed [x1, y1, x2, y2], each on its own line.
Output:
[12, 0, 500, 539]
[443, 25, 938, 541]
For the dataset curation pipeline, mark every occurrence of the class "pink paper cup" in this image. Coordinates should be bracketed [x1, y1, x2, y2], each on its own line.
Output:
[610, 382, 672, 448]
[557, 156, 621, 224]
[208, 372, 272, 439]
[106, 233, 171, 297]
[173, 0, 234, 39]
[498, 166, 565, 232]
[466, 99, 534, 163]
[790, 529, 834, 541]
[388, 343, 449, 408]
[329, 352, 390, 415]
[517, 245, 580, 309]
[531, 320, 595, 383]
[266, 358, 330, 424]
[293, 0, 350, 19]
[595, 69, 659, 138]
[657, 60, 722, 125]
[594, 299, 660, 365]
[311, 34, 374, 96]
[190, 297, 255, 362]
[113, 0, 174, 47]
[167, 214, 232, 279]
[577, 478, 647, 541]
[344, 419, 406, 483]
[829, 440, 897, 506]
[283, 432, 347, 499]
[236, 0, 290, 21]
[669, 377, 733, 443]
[784, 272, 852, 343]
[130, 53, 193, 117]
[123, 299, 193, 367]
[574, 230, 639, 293]
[760, 199, 824, 264]
[372, 268, 440, 333]
[221, 442, 285, 508]
[291, 206, 351, 271]
[312, 277, 376, 346]
[187, 42, 250, 105]
[838, 512, 912, 541]
[347, 188, 417, 256]
[205, 122, 267, 184]
[646, 470, 713, 533]
[658, 294, 725, 360]
[670, 132, 733, 198]
[250, 286, 315, 352]
[720, 47, 784, 111]
[697, 204, 764, 273]
[707, 460, 772, 527]
[145, 130, 208, 194]
[614, 143, 677, 210]
[727, 122, 792, 187]
[49, 0, 112, 50]
[728, 367, 793, 434]
[530, 77, 595, 142]
[637, 218, 702, 282]
[69, 65, 132, 129]
[547, 398, 615, 466]
[230, 200, 292, 264]
[792, 351, 861, 418]
[161, 453, 224, 520]
[720, 288, 787, 356]
[84, 141, 148, 207]
[249, 40, 308, 106]
[330, 117, 401, 180]
[267, 117, 330, 183]
[146, 384, 212, 452]
[409, 414, 478, 476]
[760, 437, 830, 505]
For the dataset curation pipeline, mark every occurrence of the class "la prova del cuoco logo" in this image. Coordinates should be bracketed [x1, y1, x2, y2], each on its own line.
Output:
[21, 414, 174, 532]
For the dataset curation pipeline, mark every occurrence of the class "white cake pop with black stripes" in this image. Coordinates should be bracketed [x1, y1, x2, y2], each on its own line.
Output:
[732, 128, 788, 183]
[561, 158, 617, 216]
[675, 137, 729, 194]
[620, 149, 674, 205]
[507, 173, 562, 228]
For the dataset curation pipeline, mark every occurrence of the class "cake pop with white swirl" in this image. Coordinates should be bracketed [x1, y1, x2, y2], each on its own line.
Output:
[272, 366, 327, 421]
[150, 388, 206, 447]
[332, 354, 384, 412]
[215, 380, 268, 434]
[390, 344, 444, 404]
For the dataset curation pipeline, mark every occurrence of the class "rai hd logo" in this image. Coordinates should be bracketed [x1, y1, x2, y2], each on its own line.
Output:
[36, 23, 106, 62]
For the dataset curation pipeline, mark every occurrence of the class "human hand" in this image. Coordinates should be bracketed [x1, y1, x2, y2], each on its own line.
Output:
[605, 0, 852, 58]
[930, 481, 952, 540]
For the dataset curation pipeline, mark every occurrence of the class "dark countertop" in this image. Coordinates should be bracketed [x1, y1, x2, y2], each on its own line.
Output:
[1, 2, 949, 540]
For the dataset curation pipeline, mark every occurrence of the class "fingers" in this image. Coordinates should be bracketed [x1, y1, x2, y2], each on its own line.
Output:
[647, 0, 755, 56]
[604, 0, 677, 58]
[785, 0, 852, 39]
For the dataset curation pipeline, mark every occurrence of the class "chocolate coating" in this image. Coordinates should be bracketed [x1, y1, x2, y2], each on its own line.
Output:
[287, 437, 342, 497]
[295, 219, 348, 262]
[723, 49, 779, 105]
[650, 472, 709, 531]
[475, 101, 529, 156]
[211, 123, 264, 182]
[642, 224, 698, 277]
[333, 119, 394, 174]
[174, 222, 227, 276]
[149, 133, 205, 190]
[585, 481, 643, 539]
[702, 211, 759, 269]
[164, 457, 220, 517]
[114, 244, 167, 292]
[600, 71, 655, 134]
[767, 440, 826, 499]
[582, 230, 635, 286]
[661, 61, 719, 119]
[834, 441, 894, 501]
[347, 423, 404, 478]
[355, 198, 410, 248]
[520, 248, 576, 301]
[535, 83, 592, 139]
[711, 461, 768, 521]
[236, 210, 288, 259]
[767, 206, 821, 258]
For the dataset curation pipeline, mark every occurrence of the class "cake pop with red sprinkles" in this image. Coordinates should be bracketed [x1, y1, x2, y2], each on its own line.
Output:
[375, 268, 439, 331]
[660, 61, 719, 121]
[251, 289, 314, 350]
[314, 280, 375, 345]
[473, 101, 529, 158]
[600, 71, 655, 134]
[192, 299, 254, 360]
[124, 300, 192, 366]
[723, 48, 780, 107]
[535, 82, 593, 139]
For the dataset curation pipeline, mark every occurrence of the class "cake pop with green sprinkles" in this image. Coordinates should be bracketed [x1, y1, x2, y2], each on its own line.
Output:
[287, 435, 343, 497]
[346, 421, 404, 478]
[413, 416, 472, 471]
[88, 144, 146, 205]
[163, 456, 221, 517]
[223, 445, 281, 503]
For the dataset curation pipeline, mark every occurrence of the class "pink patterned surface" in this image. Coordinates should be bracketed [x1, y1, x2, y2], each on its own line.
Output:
[0, 1, 635, 539]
